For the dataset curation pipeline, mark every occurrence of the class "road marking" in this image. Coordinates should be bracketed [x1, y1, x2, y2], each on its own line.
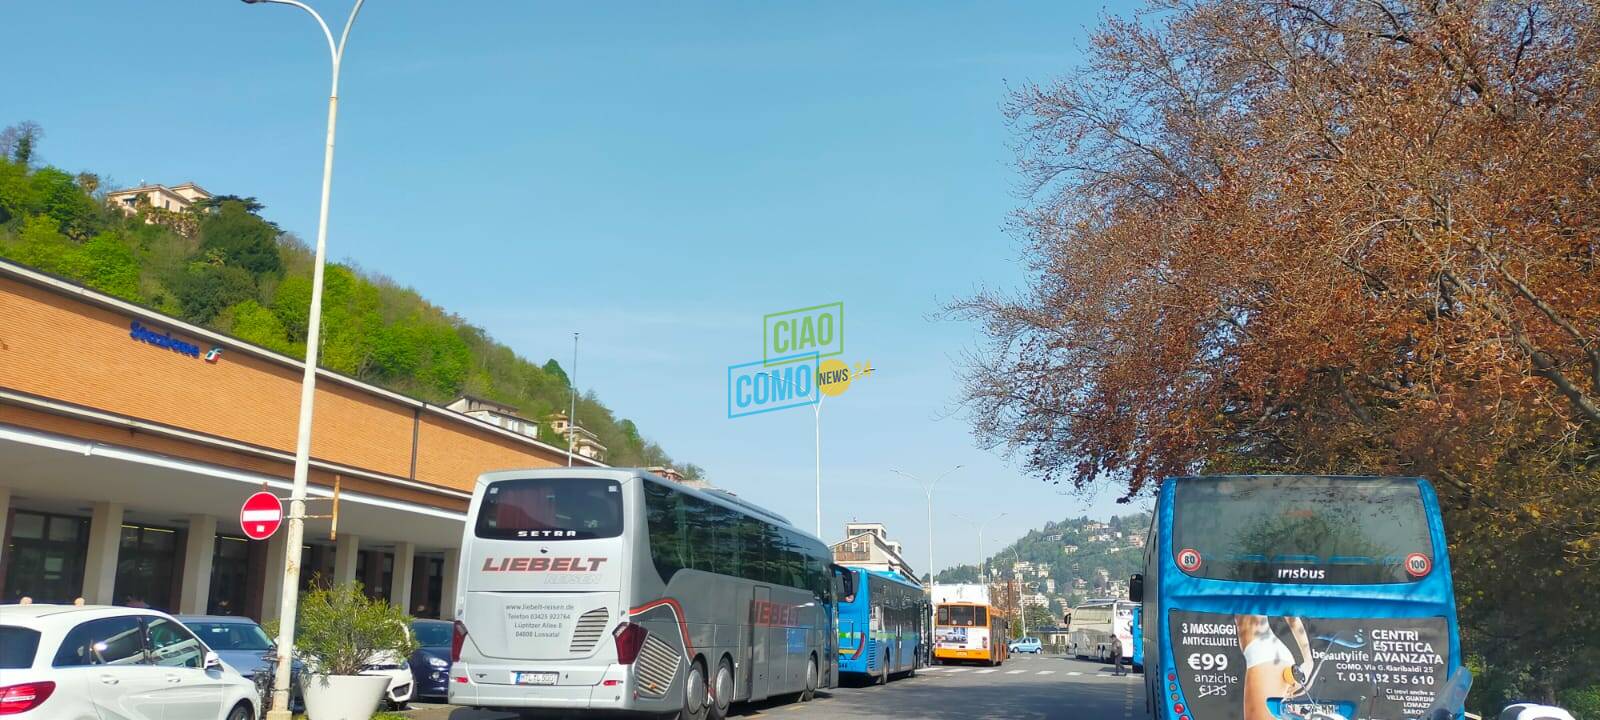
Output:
[975, 669, 997, 674]
[945, 668, 970, 673]
[1068, 671, 1083, 676]
[1006, 670, 1025, 674]
[1036, 670, 1055, 675]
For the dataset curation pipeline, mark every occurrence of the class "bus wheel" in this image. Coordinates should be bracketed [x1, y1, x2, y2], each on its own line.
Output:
[876, 651, 889, 685]
[677, 660, 709, 720]
[708, 657, 733, 720]
[798, 655, 818, 702]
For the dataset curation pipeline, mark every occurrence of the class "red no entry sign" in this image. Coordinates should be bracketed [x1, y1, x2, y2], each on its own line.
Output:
[241, 491, 284, 540]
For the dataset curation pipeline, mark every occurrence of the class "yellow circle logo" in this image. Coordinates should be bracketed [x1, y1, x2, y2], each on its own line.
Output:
[816, 358, 853, 397]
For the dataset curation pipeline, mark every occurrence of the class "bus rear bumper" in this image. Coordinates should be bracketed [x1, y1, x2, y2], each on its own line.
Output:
[448, 663, 675, 714]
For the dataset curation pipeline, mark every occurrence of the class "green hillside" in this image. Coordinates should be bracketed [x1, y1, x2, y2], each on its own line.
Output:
[0, 124, 699, 477]
[935, 512, 1150, 617]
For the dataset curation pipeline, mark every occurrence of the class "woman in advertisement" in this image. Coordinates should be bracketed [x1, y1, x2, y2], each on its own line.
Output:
[1237, 615, 1313, 720]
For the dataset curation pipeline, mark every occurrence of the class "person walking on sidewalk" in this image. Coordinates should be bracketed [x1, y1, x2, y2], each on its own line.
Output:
[1111, 638, 1129, 676]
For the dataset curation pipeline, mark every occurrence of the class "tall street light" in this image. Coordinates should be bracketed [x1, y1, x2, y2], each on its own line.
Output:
[890, 464, 962, 663]
[889, 465, 963, 590]
[751, 362, 874, 537]
[240, 1, 365, 718]
[953, 511, 1007, 581]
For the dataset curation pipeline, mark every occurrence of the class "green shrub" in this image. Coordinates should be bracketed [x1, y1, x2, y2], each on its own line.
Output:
[1560, 686, 1600, 720]
[271, 581, 417, 677]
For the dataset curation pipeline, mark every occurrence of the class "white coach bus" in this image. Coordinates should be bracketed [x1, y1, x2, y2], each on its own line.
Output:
[1067, 598, 1136, 663]
[449, 468, 848, 719]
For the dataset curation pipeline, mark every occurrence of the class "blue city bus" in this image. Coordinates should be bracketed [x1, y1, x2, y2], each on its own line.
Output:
[1136, 476, 1462, 720]
[1131, 605, 1145, 673]
[836, 568, 926, 684]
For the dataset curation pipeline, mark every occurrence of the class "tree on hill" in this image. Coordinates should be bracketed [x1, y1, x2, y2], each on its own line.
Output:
[0, 122, 42, 167]
[0, 128, 700, 479]
[955, 0, 1598, 707]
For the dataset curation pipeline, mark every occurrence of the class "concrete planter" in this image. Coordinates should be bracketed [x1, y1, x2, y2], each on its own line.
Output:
[301, 673, 390, 720]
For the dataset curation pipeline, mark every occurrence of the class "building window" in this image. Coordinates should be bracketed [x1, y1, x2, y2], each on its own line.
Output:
[208, 535, 250, 616]
[116, 523, 180, 611]
[3, 511, 89, 604]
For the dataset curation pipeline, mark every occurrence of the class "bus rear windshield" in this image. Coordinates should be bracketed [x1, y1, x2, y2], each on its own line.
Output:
[1172, 476, 1433, 584]
[475, 477, 623, 540]
[937, 605, 988, 626]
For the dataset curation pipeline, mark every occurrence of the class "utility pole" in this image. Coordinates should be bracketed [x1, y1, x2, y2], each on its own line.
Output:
[568, 332, 578, 466]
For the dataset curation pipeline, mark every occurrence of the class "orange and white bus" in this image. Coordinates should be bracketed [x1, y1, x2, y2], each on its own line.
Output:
[931, 584, 1008, 666]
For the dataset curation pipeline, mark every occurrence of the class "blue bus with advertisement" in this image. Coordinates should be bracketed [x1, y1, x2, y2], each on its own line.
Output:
[836, 568, 926, 684]
[1135, 475, 1464, 720]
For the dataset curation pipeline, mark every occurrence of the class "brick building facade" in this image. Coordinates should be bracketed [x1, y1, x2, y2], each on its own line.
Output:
[0, 258, 602, 620]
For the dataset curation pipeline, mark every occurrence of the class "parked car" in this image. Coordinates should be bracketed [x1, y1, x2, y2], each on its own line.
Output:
[0, 604, 259, 720]
[177, 614, 304, 714]
[408, 619, 453, 702]
[360, 622, 416, 709]
[1008, 637, 1043, 654]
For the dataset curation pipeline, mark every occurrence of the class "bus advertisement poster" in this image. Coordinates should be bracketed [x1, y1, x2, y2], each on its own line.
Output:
[1168, 611, 1449, 720]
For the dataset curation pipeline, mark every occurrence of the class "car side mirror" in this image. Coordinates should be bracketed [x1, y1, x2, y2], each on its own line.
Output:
[1128, 573, 1144, 603]
[204, 650, 223, 670]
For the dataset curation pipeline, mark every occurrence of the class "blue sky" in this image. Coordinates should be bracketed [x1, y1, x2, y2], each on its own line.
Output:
[10, 0, 1149, 574]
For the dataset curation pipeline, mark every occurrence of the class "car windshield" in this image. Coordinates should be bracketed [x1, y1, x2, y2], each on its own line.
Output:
[186, 621, 273, 651]
[413, 622, 452, 648]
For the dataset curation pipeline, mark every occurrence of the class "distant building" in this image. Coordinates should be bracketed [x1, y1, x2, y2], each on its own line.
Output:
[1130, 534, 1146, 548]
[832, 522, 918, 585]
[646, 466, 709, 490]
[1043, 533, 1063, 543]
[546, 412, 607, 462]
[1062, 544, 1079, 554]
[1044, 578, 1056, 594]
[446, 395, 539, 438]
[106, 182, 212, 216]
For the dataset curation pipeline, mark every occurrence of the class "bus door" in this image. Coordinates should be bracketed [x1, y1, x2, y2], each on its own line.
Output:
[749, 586, 771, 700]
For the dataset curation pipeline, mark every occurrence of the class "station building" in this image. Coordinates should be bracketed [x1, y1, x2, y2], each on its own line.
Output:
[0, 258, 603, 621]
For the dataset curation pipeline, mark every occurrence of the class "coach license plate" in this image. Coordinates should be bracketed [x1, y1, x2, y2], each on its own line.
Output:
[513, 672, 559, 686]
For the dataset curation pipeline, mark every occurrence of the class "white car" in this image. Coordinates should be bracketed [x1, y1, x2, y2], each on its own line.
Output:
[0, 604, 259, 720]
[359, 652, 414, 708]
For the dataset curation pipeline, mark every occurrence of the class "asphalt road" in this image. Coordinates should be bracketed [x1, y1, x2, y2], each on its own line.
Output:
[409, 654, 1142, 720]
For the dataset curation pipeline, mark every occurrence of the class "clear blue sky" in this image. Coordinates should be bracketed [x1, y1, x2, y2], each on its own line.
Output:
[10, 0, 1149, 575]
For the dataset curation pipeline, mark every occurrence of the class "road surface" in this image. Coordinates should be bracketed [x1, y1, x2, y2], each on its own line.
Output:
[409, 654, 1141, 720]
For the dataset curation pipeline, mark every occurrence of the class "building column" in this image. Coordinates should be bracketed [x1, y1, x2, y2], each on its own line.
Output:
[178, 515, 217, 614]
[333, 533, 360, 586]
[390, 542, 415, 613]
[0, 488, 11, 600]
[260, 533, 288, 623]
[82, 501, 124, 605]
[440, 547, 460, 620]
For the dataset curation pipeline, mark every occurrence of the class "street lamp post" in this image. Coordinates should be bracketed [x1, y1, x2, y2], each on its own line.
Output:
[890, 465, 962, 664]
[953, 511, 1007, 581]
[239, 2, 365, 718]
[1010, 546, 1027, 642]
[889, 466, 963, 589]
[761, 367, 828, 536]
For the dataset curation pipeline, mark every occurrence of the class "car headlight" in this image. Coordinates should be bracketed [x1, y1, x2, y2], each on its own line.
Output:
[428, 657, 448, 669]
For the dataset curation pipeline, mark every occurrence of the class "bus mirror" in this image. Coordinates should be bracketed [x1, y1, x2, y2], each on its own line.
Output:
[1128, 573, 1144, 603]
[832, 565, 858, 603]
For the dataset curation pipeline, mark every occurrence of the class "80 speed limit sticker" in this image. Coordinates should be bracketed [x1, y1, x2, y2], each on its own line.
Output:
[1176, 548, 1203, 572]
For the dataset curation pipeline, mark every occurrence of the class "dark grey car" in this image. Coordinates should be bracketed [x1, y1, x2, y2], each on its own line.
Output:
[177, 615, 304, 714]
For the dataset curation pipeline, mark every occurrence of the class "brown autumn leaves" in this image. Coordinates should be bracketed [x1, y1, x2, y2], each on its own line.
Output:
[955, 0, 1598, 698]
